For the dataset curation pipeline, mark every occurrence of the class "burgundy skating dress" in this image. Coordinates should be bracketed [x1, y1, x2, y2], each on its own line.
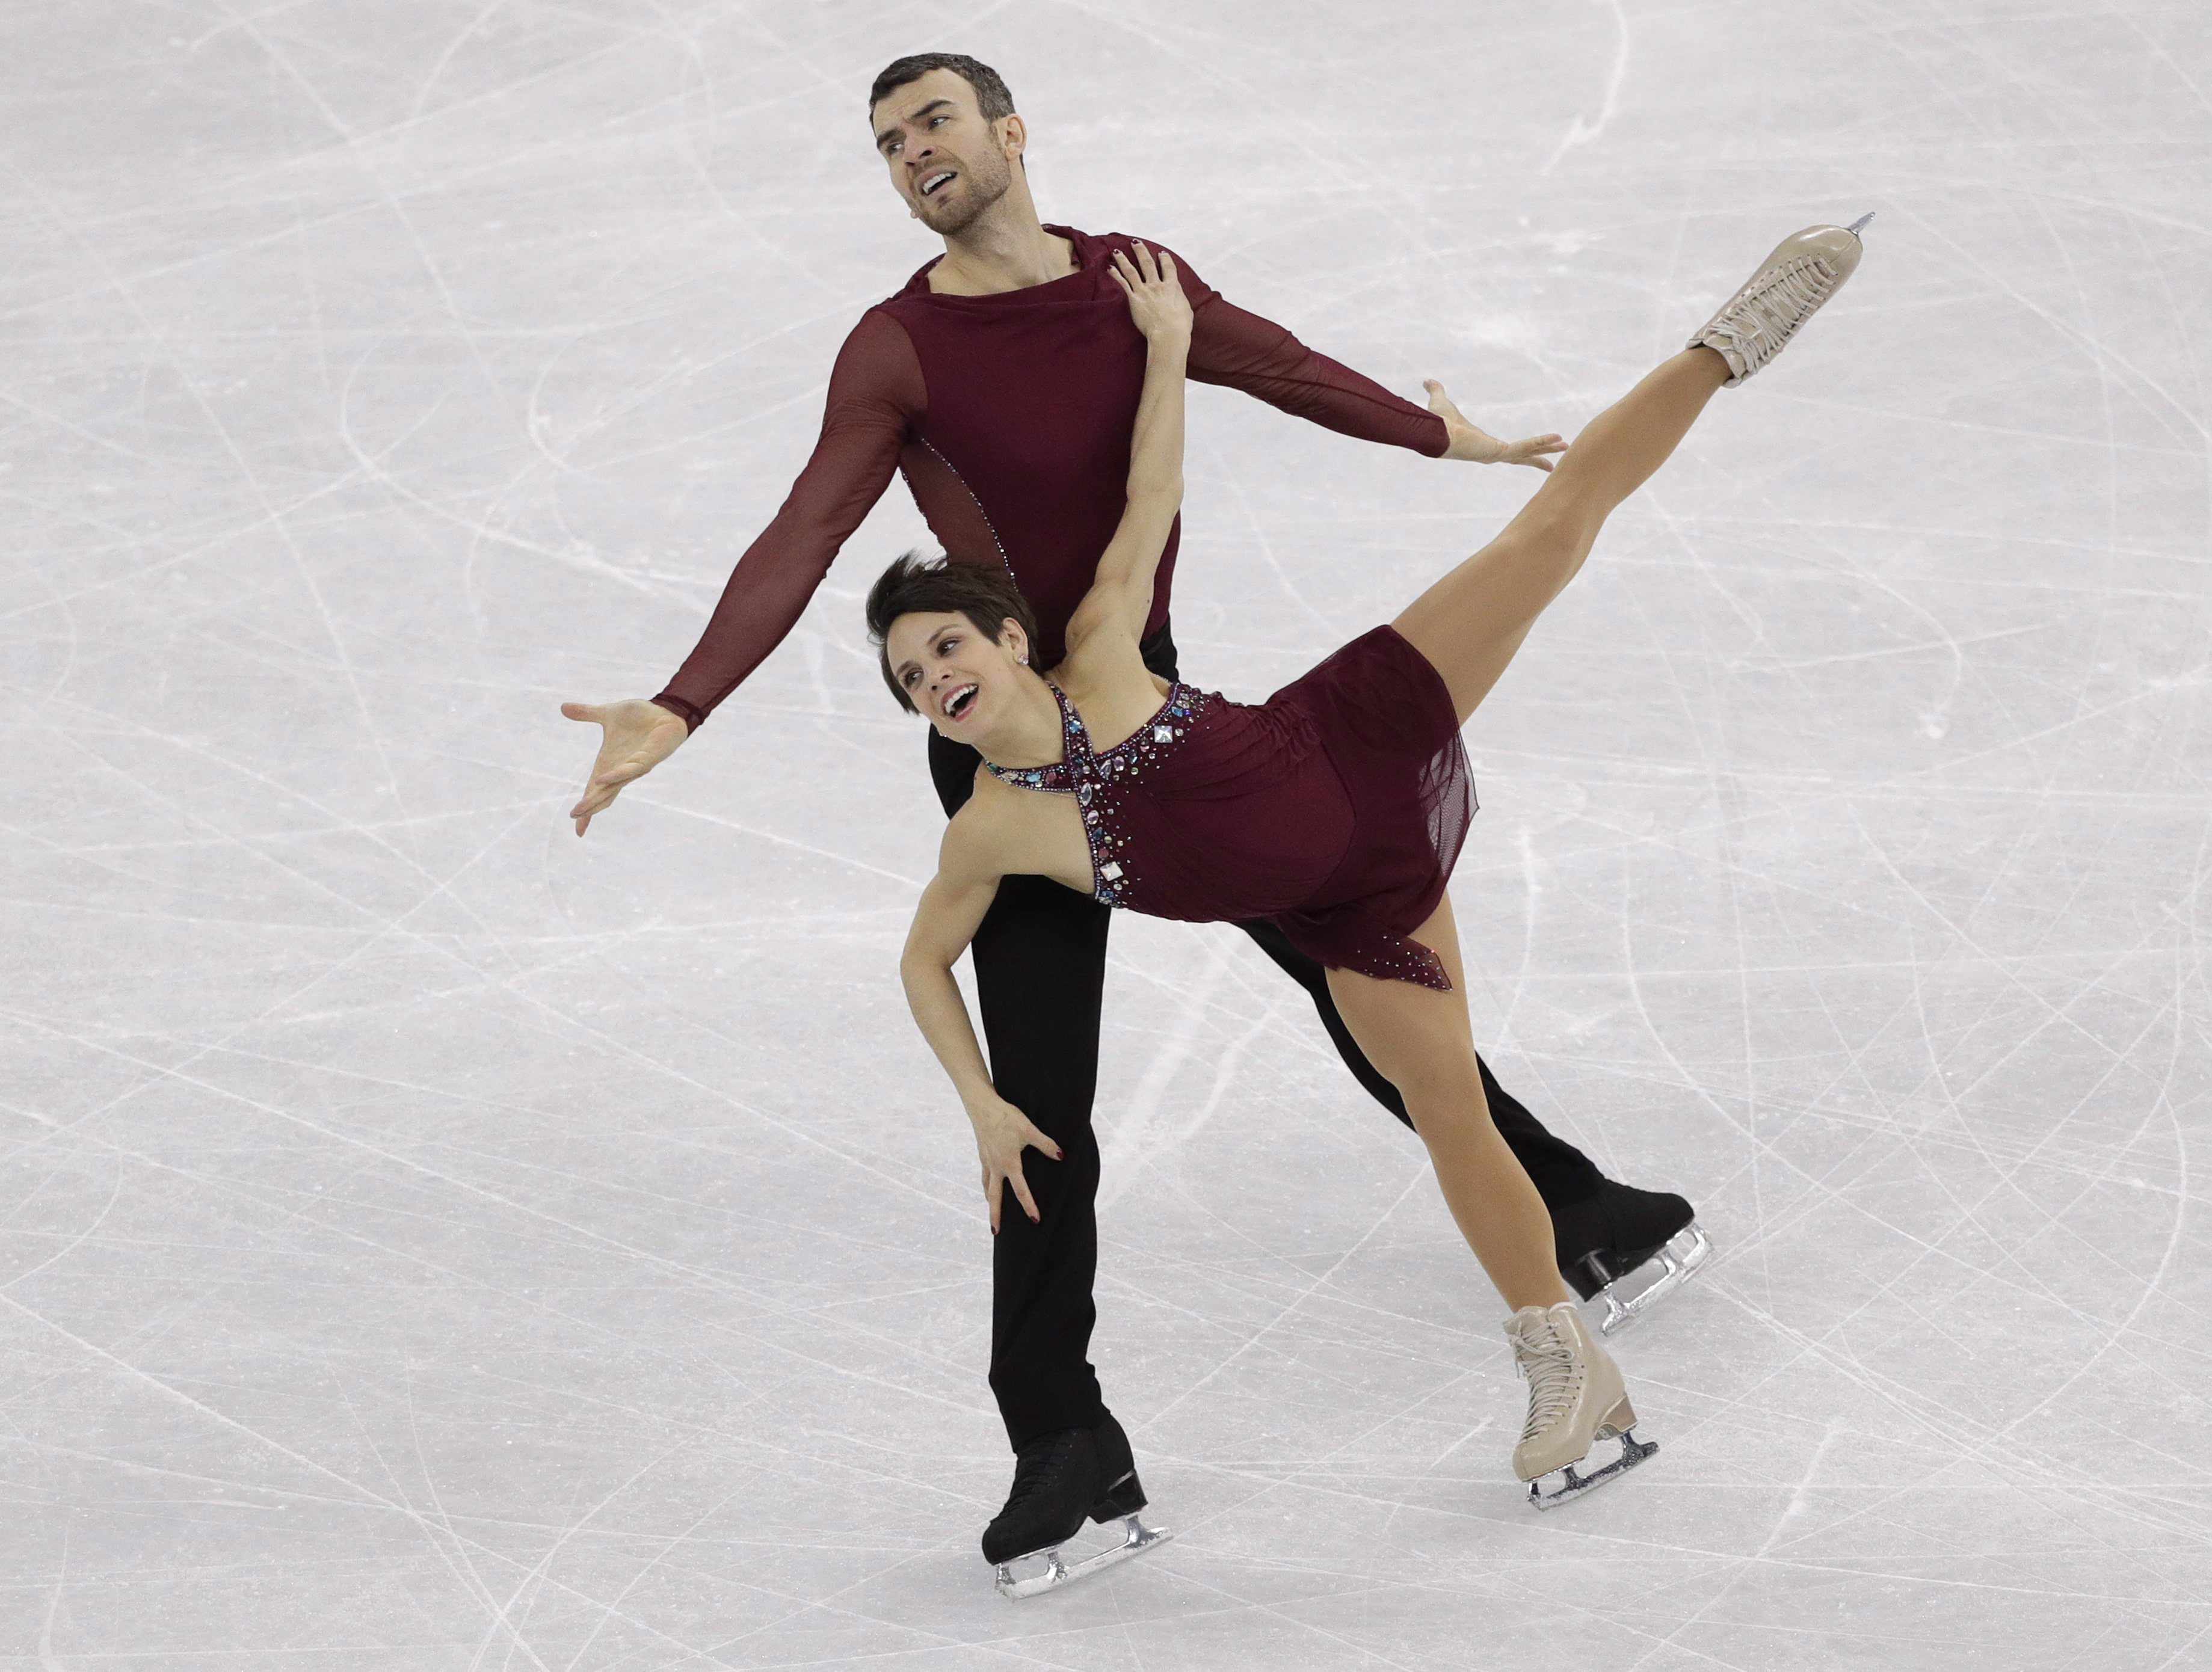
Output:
[985, 625, 1478, 990]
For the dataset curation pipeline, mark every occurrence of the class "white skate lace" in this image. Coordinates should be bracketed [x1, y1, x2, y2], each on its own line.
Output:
[1512, 1318, 1584, 1445]
[1711, 256, 1837, 374]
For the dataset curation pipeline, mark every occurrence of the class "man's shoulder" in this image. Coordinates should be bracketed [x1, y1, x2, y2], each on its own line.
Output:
[1074, 227, 1148, 259]
[1076, 226, 1180, 257]
[850, 292, 916, 331]
[1079, 227, 1215, 301]
[832, 301, 921, 363]
[872, 242, 968, 316]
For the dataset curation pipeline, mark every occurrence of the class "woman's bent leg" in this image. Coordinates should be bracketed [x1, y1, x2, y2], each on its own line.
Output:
[1395, 346, 1731, 724]
[1326, 900, 1659, 1502]
[1233, 918, 1607, 1202]
[1320, 897, 1568, 1311]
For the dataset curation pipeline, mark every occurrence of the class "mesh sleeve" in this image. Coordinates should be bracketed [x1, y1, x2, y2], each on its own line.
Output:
[1162, 244, 1449, 458]
[651, 309, 922, 730]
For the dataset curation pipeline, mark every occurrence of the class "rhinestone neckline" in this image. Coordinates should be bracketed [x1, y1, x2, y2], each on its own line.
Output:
[982, 681, 1212, 902]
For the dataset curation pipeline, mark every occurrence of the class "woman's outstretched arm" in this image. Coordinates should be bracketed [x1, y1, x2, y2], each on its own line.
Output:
[1061, 244, 1194, 660]
[899, 806, 1064, 1231]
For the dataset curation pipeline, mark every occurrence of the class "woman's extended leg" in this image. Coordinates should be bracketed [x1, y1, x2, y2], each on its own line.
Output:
[1394, 346, 1731, 725]
[1402, 214, 1872, 722]
[1320, 895, 1569, 1309]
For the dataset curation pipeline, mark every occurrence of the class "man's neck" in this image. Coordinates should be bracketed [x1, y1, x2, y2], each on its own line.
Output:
[928, 194, 1076, 297]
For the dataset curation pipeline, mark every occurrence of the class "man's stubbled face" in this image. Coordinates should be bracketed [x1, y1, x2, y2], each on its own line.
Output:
[870, 67, 1017, 237]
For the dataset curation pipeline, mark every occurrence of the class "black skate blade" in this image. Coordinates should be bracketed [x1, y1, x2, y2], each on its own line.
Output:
[1563, 1247, 1621, 1304]
[1592, 1222, 1714, 1336]
[1526, 1430, 1658, 1511]
[992, 1513, 1171, 1600]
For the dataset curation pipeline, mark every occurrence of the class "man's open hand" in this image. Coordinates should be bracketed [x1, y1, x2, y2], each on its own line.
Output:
[1426, 379, 1567, 472]
[562, 698, 689, 835]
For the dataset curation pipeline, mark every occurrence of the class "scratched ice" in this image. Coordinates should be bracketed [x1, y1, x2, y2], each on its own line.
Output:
[2, 3, 2208, 1668]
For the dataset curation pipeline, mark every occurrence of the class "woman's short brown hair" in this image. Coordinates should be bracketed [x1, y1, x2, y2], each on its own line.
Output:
[865, 552, 1040, 713]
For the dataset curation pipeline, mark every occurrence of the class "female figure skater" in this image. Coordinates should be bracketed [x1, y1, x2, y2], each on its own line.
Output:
[877, 223, 1867, 1591]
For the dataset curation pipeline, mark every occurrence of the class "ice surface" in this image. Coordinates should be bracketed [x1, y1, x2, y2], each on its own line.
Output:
[3, 2, 2209, 1667]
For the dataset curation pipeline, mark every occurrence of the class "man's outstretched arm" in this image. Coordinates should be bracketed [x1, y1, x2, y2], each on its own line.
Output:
[563, 309, 919, 835]
[651, 308, 923, 730]
[1161, 242, 1563, 472]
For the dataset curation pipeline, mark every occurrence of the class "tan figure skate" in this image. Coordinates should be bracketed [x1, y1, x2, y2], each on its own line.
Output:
[1688, 213, 1874, 385]
[1505, 1301, 1657, 1509]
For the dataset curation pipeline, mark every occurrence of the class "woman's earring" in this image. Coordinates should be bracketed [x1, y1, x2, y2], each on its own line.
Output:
[1019, 654, 1029, 665]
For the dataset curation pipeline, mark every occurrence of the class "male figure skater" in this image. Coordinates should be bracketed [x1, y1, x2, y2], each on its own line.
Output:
[564, 52, 1711, 1584]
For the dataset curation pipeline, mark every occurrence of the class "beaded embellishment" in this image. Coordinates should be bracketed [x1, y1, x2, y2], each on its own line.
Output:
[983, 681, 1214, 905]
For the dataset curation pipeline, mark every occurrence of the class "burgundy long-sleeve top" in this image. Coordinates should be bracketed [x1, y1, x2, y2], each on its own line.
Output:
[652, 224, 1449, 730]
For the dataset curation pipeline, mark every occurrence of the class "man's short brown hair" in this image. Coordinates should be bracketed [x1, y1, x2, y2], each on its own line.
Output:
[867, 53, 1015, 123]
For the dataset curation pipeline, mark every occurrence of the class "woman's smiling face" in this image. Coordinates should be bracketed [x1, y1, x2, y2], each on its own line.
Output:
[884, 610, 1029, 736]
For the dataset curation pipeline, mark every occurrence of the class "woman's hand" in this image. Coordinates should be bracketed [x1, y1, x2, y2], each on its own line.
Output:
[1425, 378, 1568, 473]
[967, 1093, 1062, 1232]
[562, 698, 689, 835]
[1111, 242, 1192, 347]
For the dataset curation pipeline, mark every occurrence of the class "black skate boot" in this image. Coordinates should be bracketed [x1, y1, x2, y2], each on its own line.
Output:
[1553, 1181, 1713, 1335]
[982, 1414, 1171, 1599]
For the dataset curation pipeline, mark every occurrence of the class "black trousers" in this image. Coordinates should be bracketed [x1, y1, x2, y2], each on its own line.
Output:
[928, 621, 1605, 1450]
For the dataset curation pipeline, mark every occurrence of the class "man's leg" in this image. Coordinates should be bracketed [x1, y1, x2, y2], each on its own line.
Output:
[973, 874, 1114, 1445]
[929, 731, 1114, 1449]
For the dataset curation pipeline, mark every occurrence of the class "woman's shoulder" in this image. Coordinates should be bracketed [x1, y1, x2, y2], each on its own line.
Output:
[947, 771, 1047, 856]
[1052, 660, 1173, 749]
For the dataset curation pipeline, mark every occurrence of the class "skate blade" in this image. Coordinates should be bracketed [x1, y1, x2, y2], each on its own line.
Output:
[992, 1514, 1172, 1600]
[1526, 1429, 1659, 1511]
[1594, 1222, 1714, 1336]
